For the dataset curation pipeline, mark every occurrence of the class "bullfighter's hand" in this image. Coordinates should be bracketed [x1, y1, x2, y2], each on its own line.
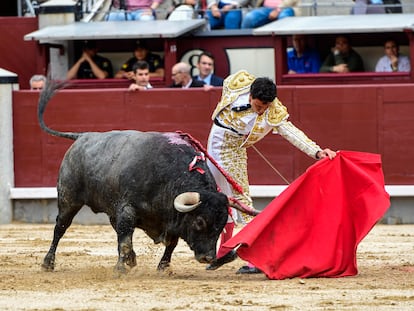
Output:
[317, 148, 337, 160]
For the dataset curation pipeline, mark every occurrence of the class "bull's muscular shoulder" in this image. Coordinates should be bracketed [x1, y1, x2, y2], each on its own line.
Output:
[211, 70, 255, 120]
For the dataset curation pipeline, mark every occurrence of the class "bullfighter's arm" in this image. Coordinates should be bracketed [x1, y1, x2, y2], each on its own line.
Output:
[274, 120, 322, 160]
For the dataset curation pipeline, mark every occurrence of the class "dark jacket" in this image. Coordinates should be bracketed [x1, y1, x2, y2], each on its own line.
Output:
[170, 79, 206, 88]
[193, 74, 224, 86]
[319, 49, 365, 73]
[77, 54, 113, 79]
[210, 75, 224, 86]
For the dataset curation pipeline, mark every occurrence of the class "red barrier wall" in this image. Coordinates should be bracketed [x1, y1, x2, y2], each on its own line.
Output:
[0, 17, 44, 89]
[12, 85, 414, 187]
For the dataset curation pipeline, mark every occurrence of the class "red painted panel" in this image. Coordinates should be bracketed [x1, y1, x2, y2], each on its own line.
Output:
[382, 100, 414, 183]
[382, 84, 414, 102]
[13, 91, 44, 185]
[290, 85, 379, 176]
[0, 17, 44, 89]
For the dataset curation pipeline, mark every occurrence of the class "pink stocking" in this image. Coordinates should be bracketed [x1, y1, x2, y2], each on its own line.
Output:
[217, 222, 235, 258]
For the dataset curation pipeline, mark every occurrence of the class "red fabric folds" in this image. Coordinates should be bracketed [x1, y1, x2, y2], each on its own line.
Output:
[222, 151, 390, 280]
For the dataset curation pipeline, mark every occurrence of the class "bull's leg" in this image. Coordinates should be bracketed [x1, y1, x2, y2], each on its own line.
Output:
[42, 200, 82, 272]
[157, 237, 178, 271]
[114, 205, 137, 274]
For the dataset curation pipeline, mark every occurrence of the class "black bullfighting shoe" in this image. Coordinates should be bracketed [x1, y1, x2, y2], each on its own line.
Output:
[206, 250, 238, 270]
[236, 265, 262, 274]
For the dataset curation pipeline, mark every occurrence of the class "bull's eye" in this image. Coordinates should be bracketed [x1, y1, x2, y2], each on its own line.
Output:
[193, 216, 207, 231]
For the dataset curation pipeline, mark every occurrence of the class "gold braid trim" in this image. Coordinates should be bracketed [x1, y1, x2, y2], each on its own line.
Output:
[266, 98, 289, 126]
[277, 121, 322, 159]
[211, 70, 255, 120]
[240, 99, 290, 148]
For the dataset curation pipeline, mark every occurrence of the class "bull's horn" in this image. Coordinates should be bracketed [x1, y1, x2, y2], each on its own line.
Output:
[228, 197, 261, 216]
[174, 192, 201, 213]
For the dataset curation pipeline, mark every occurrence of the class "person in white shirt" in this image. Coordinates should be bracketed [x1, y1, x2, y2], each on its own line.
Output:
[375, 39, 411, 72]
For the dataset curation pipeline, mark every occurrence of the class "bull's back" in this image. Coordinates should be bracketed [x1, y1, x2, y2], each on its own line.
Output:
[57, 130, 197, 211]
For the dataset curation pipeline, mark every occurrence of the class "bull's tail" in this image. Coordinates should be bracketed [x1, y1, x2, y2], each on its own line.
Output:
[38, 78, 81, 141]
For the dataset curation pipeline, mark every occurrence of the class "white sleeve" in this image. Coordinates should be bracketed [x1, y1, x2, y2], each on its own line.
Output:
[399, 56, 411, 72]
[275, 120, 322, 159]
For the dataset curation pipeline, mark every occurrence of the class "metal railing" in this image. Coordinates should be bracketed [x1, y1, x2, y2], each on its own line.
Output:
[18, 0, 104, 19]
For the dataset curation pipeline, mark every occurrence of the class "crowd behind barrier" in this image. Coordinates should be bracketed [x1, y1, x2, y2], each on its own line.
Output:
[20, 0, 414, 20]
[96, 0, 410, 22]
[65, 42, 410, 89]
[19, 0, 414, 89]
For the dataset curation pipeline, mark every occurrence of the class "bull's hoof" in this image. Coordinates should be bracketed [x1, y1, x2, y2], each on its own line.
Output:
[126, 251, 137, 268]
[206, 250, 238, 271]
[41, 255, 55, 272]
[113, 263, 130, 277]
[157, 260, 170, 271]
[41, 263, 55, 272]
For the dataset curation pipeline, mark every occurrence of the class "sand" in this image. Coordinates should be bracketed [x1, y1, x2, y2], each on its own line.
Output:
[0, 223, 413, 310]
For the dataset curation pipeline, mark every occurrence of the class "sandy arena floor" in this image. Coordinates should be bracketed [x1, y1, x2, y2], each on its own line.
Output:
[0, 223, 413, 310]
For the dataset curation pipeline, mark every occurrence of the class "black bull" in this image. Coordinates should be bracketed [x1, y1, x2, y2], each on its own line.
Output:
[38, 81, 259, 273]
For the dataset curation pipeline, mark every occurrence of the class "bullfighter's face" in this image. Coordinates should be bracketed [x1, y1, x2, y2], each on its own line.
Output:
[250, 96, 270, 116]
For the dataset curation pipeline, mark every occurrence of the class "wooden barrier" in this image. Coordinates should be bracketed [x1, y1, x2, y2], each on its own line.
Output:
[9, 185, 414, 200]
[11, 84, 414, 188]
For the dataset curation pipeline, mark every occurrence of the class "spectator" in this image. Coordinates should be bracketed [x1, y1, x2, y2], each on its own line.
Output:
[106, 0, 162, 21]
[319, 35, 364, 73]
[115, 40, 164, 79]
[128, 61, 153, 91]
[167, 0, 204, 20]
[194, 51, 224, 86]
[383, 0, 402, 13]
[375, 39, 410, 72]
[206, 0, 245, 29]
[287, 34, 321, 74]
[351, 0, 385, 14]
[66, 41, 113, 80]
[351, 0, 402, 14]
[241, 0, 299, 29]
[29, 74, 46, 90]
[170, 62, 206, 88]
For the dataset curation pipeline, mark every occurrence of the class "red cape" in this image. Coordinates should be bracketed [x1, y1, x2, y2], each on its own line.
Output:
[222, 151, 390, 279]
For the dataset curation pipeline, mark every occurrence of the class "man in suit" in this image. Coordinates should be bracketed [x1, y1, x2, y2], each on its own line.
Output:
[194, 51, 224, 86]
[170, 62, 206, 88]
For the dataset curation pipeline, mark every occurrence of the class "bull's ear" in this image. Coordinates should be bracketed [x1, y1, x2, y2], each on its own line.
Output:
[228, 197, 261, 216]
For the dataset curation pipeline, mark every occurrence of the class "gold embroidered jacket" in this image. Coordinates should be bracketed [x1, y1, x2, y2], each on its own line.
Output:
[211, 70, 322, 158]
